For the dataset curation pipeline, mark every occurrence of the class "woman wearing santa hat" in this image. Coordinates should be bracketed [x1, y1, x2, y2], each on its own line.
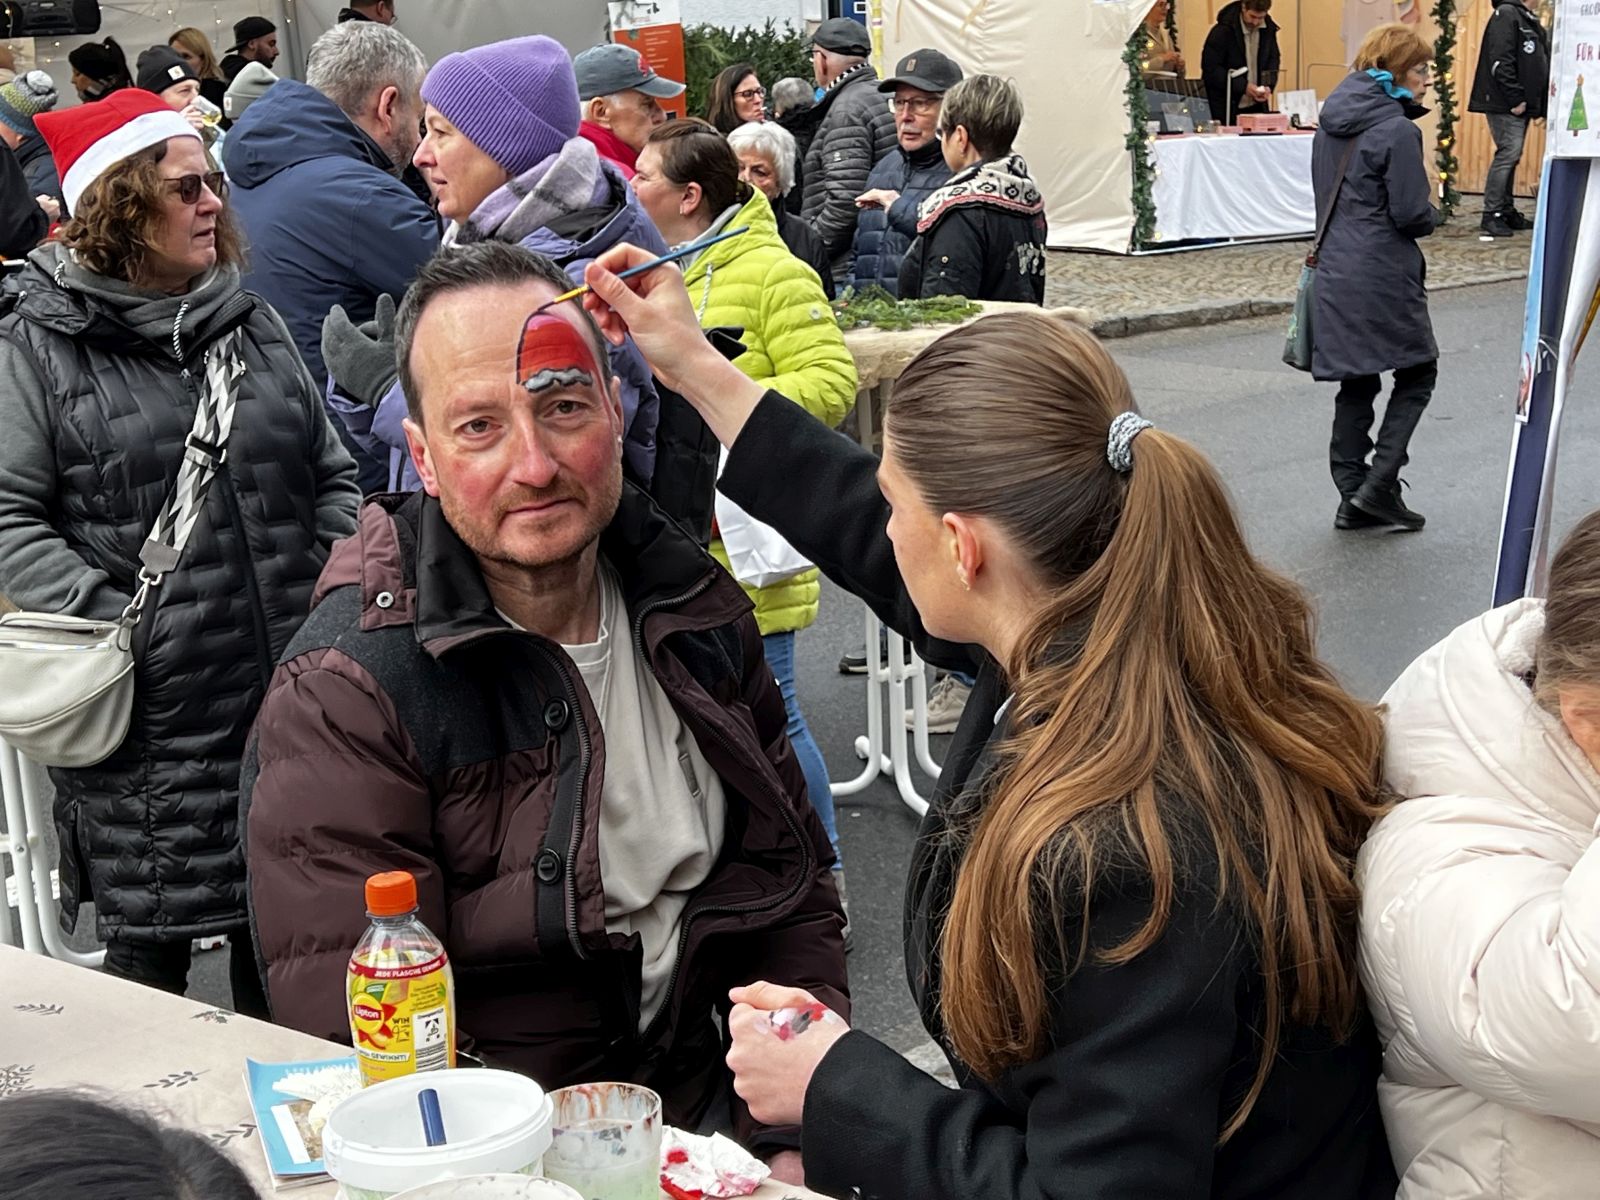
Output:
[0, 90, 360, 1005]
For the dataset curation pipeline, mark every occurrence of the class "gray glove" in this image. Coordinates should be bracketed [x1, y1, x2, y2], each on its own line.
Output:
[321, 292, 398, 408]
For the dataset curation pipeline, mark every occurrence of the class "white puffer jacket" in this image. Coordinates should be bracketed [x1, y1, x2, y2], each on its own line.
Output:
[1358, 598, 1600, 1199]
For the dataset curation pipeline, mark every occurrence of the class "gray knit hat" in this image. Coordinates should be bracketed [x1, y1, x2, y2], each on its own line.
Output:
[0, 70, 59, 138]
[224, 61, 278, 120]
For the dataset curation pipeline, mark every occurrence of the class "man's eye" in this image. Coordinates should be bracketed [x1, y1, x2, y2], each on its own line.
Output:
[554, 400, 583, 416]
[464, 419, 492, 435]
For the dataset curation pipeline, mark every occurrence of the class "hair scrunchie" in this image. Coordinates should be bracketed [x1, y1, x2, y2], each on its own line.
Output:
[1107, 411, 1153, 474]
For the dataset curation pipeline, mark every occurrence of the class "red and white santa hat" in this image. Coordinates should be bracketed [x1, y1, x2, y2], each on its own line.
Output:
[35, 89, 199, 217]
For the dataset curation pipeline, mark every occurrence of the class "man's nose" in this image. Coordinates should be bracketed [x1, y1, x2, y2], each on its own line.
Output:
[508, 421, 561, 489]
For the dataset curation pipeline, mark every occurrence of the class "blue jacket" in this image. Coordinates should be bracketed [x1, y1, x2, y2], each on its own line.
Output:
[223, 79, 440, 391]
[848, 140, 950, 297]
[350, 161, 668, 492]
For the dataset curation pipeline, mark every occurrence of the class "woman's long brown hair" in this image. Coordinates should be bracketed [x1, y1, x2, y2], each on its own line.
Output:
[886, 313, 1387, 1139]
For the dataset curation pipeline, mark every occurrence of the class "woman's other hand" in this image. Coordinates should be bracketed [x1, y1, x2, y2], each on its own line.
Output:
[726, 981, 850, 1128]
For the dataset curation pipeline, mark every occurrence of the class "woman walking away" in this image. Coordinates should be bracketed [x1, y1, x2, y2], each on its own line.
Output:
[898, 73, 1047, 304]
[1359, 508, 1600, 1199]
[707, 61, 766, 133]
[1313, 23, 1438, 533]
[0, 91, 360, 1007]
[580, 245, 1398, 1198]
[630, 118, 858, 923]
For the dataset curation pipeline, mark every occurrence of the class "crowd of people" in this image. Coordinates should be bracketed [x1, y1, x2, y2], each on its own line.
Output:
[0, 8, 1594, 1200]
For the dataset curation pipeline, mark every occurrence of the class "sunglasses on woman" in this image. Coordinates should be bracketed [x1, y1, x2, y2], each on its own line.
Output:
[164, 171, 227, 205]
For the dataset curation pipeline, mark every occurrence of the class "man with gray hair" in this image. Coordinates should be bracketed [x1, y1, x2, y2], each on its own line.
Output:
[224, 19, 439, 491]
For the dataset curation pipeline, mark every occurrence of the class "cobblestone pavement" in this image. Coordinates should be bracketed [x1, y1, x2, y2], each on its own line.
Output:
[1045, 221, 1533, 336]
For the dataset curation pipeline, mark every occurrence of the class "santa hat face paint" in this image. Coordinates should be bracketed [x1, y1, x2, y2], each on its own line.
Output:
[517, 311, 601, 395]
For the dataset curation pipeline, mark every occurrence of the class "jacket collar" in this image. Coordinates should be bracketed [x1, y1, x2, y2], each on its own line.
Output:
[362, 486, 751, 657]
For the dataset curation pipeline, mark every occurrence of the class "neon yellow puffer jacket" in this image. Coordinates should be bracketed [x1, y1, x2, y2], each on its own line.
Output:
[683, 188, 858, 635]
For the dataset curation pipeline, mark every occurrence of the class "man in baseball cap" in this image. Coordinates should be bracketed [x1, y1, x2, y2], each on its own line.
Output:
[573, 43, 683, 179]
[809, 16, 873, 58]
[848, 48, 964, 300]
[221, 16, 278, 83]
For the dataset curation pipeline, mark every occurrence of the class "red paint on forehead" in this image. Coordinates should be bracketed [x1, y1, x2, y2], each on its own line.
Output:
[517, 311, 600, 385]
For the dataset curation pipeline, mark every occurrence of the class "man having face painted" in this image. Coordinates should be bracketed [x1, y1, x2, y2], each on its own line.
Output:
[241, 243, 847, 1184]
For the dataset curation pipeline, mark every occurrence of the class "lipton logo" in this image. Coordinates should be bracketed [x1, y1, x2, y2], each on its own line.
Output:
[352, 1001, 383, 1023]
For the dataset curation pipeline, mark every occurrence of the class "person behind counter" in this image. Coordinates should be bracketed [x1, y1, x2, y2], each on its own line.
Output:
[1202, 0, 1280, 122]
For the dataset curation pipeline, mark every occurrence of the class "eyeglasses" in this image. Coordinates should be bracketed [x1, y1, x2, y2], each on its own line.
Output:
[165, 171, 227, 204]
[889, 96, 940, 115]
[735, 86, 766, 100]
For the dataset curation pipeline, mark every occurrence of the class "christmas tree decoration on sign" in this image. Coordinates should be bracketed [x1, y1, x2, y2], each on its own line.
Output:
[1550, 0, 1600, 156]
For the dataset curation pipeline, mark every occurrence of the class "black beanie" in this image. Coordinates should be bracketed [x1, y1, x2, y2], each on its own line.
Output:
[230, 16, 276, 51]
[68, 38, 128, 82]
[136, 46, 198, 96]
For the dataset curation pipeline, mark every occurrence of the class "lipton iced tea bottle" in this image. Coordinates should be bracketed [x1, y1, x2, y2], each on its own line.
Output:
[347, 870, 456, 1086]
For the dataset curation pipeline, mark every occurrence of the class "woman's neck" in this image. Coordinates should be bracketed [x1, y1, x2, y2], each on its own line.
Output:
[671, 212, 716, 249]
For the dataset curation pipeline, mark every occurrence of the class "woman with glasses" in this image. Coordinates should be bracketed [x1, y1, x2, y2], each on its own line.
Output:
[707, 61, 766, 134]
[0, 91, 360, 1007]
[898, 74, 1047, 305]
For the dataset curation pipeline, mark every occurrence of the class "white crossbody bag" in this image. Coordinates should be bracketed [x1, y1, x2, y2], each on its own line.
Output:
[0, 330, 245, 768]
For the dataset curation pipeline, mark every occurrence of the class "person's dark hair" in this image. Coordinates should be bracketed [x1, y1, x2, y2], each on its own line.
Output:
[1241, 0, 1273, 11]
[59, 140, 245, 287]
[887, 312, 1387, 1141]
[644, 118, 752, 220]
[1534, 509, 1600, 714]
[0, 1091, 261, 1200]
[396, 242, 615, 423]
[706, 61, 759, 134]
[936, 74, 1024, 159]
[68, 37, 132, 95]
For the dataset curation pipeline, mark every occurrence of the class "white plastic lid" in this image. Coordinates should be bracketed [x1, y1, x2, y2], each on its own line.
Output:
[323, 1070, 554, 1192]
[389, 1175, 584, 1199]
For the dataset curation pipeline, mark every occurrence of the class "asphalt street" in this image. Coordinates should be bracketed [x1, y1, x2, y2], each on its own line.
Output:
[78, 280, 1599, 1062]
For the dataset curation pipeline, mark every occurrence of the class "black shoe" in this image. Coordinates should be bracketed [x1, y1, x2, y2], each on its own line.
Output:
[1335, 498, 1389, 530]
[1503, 208, 1533, 231]
[1480, 214, 1515, 238]
[838, 650, 868, 675]
[1350, 479, 1425, 531]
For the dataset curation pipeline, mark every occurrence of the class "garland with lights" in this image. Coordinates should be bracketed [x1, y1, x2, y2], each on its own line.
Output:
[1125, 24, 1158, 249]
[1432, 0, 1462, 221]
[1165, 1, 1179, 44]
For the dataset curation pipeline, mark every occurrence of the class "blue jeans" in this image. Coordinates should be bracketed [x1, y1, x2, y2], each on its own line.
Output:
[762, 632, 841, 864]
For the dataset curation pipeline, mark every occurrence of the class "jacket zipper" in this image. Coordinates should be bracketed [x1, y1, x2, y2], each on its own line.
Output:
[530, 638, 594, 961]
[221, 472, 273, 690]
[631, 575, 818, 1047]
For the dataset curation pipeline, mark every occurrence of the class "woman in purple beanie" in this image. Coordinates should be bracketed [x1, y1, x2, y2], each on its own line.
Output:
[321, 34, 668, 498]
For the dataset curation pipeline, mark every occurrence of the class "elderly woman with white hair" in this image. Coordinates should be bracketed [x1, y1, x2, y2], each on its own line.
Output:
[728, 119, 834, 298]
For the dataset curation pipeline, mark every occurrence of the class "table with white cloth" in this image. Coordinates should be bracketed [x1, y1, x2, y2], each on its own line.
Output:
[1150, 132, 1316, 243]
[0, 944, 831, 1200]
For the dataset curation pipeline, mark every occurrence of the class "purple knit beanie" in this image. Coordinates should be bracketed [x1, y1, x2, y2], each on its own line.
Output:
[420, 35, 580, 176]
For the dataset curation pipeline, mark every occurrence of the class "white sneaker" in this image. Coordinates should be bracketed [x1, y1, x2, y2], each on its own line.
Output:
[909, 674, 972, 735]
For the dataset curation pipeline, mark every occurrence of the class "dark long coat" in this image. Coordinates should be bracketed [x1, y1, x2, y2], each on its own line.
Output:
[1311, 73, 1440, 382]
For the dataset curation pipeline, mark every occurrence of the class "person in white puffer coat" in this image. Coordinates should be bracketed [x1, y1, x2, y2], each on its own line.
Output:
[1358, 509, 1600, 1200]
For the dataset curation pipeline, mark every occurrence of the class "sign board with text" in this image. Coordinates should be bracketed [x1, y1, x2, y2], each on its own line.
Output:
[1551, 0, 1600, 156]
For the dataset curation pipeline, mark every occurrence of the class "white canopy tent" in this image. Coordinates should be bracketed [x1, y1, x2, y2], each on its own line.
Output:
[879, 0, 1150, 253]
[12, 0, 609, 104]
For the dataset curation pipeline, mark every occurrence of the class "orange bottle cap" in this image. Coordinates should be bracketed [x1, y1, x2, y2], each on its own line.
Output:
[365, 871, 418, 917]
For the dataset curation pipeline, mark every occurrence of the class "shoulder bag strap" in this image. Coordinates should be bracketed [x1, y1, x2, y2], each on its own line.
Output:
[121, 328, 246, 623]
[1309, 137, 1360, 266]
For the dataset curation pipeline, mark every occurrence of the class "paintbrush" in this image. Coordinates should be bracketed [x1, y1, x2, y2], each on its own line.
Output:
[532, 226, 752, 313]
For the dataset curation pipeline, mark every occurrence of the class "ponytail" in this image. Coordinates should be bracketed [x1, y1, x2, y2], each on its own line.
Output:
[887, 312, 1386, 1137]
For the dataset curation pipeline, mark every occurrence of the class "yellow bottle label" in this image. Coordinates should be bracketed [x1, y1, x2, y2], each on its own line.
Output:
[347, 950, 455, 1086]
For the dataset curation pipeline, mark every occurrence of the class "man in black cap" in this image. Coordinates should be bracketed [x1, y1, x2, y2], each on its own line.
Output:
[221, 16, 279, 83]
[800, 17, 896, 284]
[338, 0, 397, 23]
[848, 48, 962, 297]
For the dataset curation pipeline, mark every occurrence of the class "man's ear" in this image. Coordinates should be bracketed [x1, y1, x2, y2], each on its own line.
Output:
[376, 84, 400, 132]
[403, 416, 440, 497]
[588, 96, 610, 129]
[607, 374, 625, 443]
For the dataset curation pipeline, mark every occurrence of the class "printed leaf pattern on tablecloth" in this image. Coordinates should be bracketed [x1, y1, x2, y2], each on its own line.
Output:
[0, 1063, 34, 1096]
[144, 1070, 207, 1089]
[191, 1009, 231, 1024]
[12, 1003, 64, 1016]
[208, 1122, 257, 1147]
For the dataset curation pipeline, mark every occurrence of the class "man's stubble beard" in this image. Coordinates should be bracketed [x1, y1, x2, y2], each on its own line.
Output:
[440, 463, 624, 577]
